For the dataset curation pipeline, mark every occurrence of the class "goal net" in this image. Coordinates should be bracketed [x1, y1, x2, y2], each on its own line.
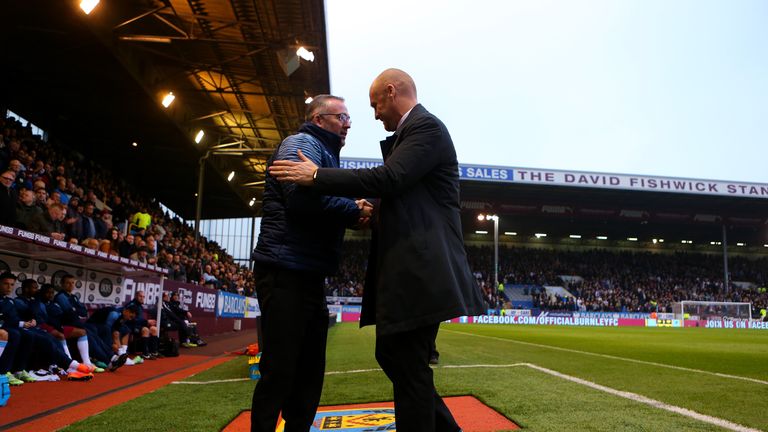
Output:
[673, 301, 752, 321]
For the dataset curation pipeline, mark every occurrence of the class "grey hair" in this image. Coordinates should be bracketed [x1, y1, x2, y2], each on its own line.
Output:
[305, 94, 345, 121]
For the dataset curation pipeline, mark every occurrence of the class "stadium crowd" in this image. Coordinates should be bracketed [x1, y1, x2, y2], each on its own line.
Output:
[467, 246, 768, 315]
[329, 241, 768, 316]
[0, 115, 254, 297]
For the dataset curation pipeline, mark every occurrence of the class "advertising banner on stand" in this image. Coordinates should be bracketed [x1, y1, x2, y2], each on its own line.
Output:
[217, 291, 247, 318]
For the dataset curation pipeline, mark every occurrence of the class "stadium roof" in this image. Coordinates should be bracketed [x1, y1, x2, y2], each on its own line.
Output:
[0, 0, 329, 219]
[459, 180, 768, 253]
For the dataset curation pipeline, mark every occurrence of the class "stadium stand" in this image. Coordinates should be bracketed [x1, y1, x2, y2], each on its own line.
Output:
[328, 240, 768, 317]
[0, 114, 255, 297]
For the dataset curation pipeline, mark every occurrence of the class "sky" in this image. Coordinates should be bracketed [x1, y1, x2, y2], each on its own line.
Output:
[325, 0, 768, 184]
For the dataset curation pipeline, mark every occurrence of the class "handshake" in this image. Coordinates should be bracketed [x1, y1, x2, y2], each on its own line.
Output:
[355, 199, 374, 230]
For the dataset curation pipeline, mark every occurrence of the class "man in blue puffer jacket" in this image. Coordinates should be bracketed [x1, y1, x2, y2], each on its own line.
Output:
[250, 94, 371, 432]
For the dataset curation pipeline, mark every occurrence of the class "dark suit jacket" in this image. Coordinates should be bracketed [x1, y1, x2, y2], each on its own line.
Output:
[314, 104, 484, 335]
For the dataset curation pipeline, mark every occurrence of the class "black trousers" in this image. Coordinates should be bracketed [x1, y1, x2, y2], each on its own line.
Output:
[376, 324, 460, 432]
[251, 267, 328, 432]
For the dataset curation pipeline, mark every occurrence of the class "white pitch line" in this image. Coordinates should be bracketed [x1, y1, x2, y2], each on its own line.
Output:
[522, 362, 762, 432]
[171, 363, 762, 431]
[172, 378, 251, 385]
[443, 329, 768, 386]
[325, 368, 383, 375]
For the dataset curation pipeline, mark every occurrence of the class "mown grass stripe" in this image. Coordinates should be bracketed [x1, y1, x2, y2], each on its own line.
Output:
[444, 328, 768, 385]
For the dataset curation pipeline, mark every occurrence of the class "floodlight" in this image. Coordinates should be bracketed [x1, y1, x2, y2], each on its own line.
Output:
[276, 49, 300, 76]
[504, 232, 517, 236]
[305, 97, 313, 104]
[596, 236, 608, 240]
[296, 47, 315, 62]
[475, 230, 488, 235]
[194, 130, 205, 144]
[132, 142, 138, 147]
[477, 214, 485, 221]
[569, 234, 581, 239]
[535, 233, 547, 238]
[249, 198, 256, 207]
[80, 0, 99, 14]
[162, 92, 175, 108]
[227, 171, 235, 182]
[627, 237, 638, 241]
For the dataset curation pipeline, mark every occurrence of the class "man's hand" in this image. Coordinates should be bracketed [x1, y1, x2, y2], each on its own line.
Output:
[356, 199, 373, 218]
[50, 232, 65, 241]
[355, 199, 374, 229]
[268, 149, 318, 186]
[23, 319, 36, 329]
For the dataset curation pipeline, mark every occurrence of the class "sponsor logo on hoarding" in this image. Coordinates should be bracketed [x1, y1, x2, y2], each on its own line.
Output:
[472, 315, 619, 326]
[217, 291, 247, 318]
[196, 292, 216, 312]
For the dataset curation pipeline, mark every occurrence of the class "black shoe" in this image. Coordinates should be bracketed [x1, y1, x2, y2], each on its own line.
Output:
[109, 354, 128, 372]
[429, 356, 439, 365]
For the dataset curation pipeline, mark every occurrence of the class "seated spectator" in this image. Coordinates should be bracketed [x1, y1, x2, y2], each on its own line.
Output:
[53, 176, 70, 205]
[28, 202, 66, 240]
[34, 187, 49, 211]
[0, 170, 17, 226]
[202, 264, 217, 285]
[98, 239, 115, 255]
[75, 202, 102, 241]
[15, 188, 41, 230]
[119, 233, 136, 258]
[82, 238, 99, 250]
[171, 255, 188, 282]
[130, 246, 150, 264]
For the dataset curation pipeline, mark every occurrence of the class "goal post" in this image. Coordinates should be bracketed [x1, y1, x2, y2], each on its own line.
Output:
[674, 301, 752, 321]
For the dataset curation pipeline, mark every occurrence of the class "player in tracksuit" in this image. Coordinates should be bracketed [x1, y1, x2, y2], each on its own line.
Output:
[0, 272, 94, 381]
[87, 304, 138, 362]
[125, 291, 160, 359]
[0, 324, 24, 385]
[39, 283, 125, 372]
[15, 279, 101, 373]
[54, 274, 89, 328]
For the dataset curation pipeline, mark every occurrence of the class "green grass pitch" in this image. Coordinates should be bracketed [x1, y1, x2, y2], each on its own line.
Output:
[63, 323, 768, 431]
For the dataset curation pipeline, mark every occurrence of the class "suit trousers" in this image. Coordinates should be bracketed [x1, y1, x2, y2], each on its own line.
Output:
[375, 324, 461, 432]
[251, 266, 328, 432]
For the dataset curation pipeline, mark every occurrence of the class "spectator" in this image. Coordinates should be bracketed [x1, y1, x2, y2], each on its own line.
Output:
[129, 207, 151, 234]
[28, 202, 66, 240]
[0, 170, 17, 226]
[119, 233, 136, 258]
[15, 188, 41, 230]
[129, 245, 149, 264]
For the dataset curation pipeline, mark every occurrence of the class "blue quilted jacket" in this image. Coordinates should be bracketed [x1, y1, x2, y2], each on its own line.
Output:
[252, 122, 360, 274]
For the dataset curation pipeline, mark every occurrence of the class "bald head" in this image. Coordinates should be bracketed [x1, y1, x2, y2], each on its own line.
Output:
[369, 68, 418, 132]
[371, 68, 417, 99]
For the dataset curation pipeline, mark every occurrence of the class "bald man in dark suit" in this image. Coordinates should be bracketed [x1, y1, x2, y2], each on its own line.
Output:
[270, 68, 484, 431]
